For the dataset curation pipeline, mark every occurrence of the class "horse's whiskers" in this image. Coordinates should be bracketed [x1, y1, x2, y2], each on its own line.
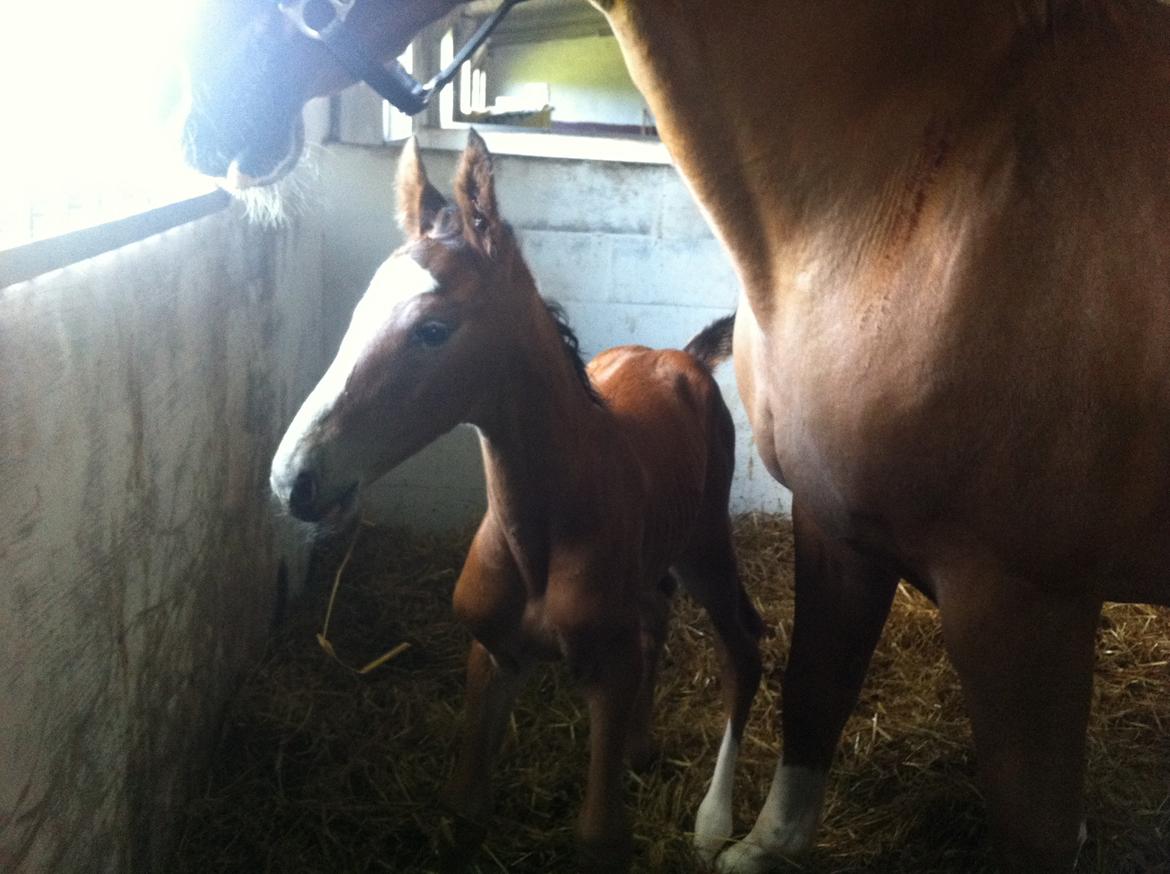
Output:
[231, 144, 321, 227]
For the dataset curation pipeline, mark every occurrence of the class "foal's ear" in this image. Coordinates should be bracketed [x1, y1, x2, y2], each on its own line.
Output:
[396, 137, 446, 237]
[453, 129, 502, 257]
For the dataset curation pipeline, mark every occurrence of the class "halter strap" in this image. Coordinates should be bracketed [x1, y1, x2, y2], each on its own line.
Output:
[277, 0, 530, 115]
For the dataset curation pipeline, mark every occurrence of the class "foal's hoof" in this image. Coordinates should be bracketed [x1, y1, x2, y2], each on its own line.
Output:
[625, 737, 662, 773]
[715, 838, 794, 874]
[437, 814, 486, 874]
[692, 803, 733, 865]
[578, 832, 633, 873]
[714, 841, 774, 874]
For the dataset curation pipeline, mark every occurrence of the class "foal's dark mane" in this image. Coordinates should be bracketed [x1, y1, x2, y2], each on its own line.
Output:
[426, 205, 603, 407]
[543, 300, 604, 407]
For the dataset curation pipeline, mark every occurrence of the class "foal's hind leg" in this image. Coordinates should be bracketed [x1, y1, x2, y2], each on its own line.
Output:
[673, 525, 764, 864]
[626, 577, 673, 770]
[718, 500, 897, 874]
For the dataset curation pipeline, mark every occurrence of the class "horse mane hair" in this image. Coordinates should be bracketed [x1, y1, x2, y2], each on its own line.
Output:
[543, 301, 604, 407]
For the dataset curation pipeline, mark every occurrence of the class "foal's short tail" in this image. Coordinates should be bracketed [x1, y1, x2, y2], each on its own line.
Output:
[684, 313, 735, 370]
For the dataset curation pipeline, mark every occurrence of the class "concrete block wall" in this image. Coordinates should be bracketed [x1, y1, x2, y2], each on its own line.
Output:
[0, 207, 328, 873]
[316, 141, 791, 530]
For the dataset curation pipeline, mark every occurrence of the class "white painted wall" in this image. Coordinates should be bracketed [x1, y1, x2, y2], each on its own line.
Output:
[0, 207, 328, 873]
[316, 140, 791, 530]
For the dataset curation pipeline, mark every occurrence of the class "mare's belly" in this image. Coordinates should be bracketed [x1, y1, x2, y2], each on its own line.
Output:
[745, 288, 1170, 604]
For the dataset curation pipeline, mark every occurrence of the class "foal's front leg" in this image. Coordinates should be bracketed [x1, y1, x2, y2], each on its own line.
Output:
[574, 626, 644, 872]
[441, 640, 530, 871]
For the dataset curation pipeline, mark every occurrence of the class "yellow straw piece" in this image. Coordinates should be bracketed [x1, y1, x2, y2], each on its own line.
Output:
[316, 520, 410, 674]
[357, 641, 413, 674]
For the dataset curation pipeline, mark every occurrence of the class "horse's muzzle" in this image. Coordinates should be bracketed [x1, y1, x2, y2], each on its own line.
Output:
[282, 470, 358, 525]
[288, 470, 320, 521]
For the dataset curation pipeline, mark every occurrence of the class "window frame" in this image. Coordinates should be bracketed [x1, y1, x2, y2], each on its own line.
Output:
[336, 17, 670, 167]
[0, 190, 230, 288]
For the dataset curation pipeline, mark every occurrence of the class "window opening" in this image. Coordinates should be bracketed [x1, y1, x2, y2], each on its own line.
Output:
[0, 0, 213, 251]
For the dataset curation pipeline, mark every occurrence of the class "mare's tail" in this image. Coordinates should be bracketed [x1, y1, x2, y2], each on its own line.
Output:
[684, 313, 735, 370]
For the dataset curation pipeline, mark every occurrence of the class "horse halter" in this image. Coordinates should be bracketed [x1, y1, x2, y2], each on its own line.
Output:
[276, 0, 529, 115]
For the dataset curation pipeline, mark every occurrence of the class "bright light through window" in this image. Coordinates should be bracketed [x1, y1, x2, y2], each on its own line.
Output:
[382, 45, 415, 142]
[0, 0, 211, 250]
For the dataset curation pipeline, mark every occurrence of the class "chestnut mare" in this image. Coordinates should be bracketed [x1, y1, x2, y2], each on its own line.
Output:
[189, 2, 1170, 870]
[269, 133, 764, 870]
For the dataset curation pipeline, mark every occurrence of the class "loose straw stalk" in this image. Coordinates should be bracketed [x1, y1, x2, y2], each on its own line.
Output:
[176, 516, 1170, 874]
[317, 520, 412, 674]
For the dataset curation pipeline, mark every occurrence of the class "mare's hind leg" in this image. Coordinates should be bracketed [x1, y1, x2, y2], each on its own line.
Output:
[626, 577, 674, 770]
[440, 640, 531, 872]
[937, 568, 1100, 872]
[673, 524, 764, 864]
[718, 500, 897, 874]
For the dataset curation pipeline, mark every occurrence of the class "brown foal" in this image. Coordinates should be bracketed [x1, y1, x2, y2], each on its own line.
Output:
[269, 133, 763, 870]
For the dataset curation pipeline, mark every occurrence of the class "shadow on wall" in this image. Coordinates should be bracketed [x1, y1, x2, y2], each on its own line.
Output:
[0, 206, 327, 873]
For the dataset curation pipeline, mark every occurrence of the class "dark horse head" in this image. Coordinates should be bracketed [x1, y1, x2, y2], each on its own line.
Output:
[182, 0, 460, 187]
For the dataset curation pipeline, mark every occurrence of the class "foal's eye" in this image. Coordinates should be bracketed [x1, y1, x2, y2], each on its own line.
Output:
[413, 320, 453, 347]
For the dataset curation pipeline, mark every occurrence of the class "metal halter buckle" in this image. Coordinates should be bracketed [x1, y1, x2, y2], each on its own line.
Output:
[277, 0, 355, 40]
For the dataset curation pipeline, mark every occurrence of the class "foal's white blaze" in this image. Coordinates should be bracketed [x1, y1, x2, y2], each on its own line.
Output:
[716, 763, 827, 873]
[694, 720, 740, 862]
[270, 254, 439, 501]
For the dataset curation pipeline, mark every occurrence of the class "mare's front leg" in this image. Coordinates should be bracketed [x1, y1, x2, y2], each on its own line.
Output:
[440, 639, 530, 872]
[719, 500, 898, 873]
[937, 567, 1100, 871]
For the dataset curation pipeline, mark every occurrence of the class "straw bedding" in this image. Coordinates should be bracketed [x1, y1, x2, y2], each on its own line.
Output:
[175, 515, 1169, 873]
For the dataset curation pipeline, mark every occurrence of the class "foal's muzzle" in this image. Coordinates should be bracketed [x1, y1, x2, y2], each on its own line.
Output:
[288, 470, 320, 521]
[280, 468, 359, 524]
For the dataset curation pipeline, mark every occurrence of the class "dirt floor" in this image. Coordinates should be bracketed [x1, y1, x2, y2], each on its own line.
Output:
[174, 515, 1169, 873]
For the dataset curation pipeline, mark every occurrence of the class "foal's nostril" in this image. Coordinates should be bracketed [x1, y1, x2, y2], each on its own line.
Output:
[288, 470, 318, 519]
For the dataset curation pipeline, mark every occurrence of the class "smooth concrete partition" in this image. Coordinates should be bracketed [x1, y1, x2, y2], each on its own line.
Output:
[0, 207, 327, 873]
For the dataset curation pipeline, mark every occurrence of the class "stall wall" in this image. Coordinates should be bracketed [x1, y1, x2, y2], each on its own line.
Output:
[0, 133, 793, 873]
[0, 207, 327, 873]
[317, 141, 791, 530]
